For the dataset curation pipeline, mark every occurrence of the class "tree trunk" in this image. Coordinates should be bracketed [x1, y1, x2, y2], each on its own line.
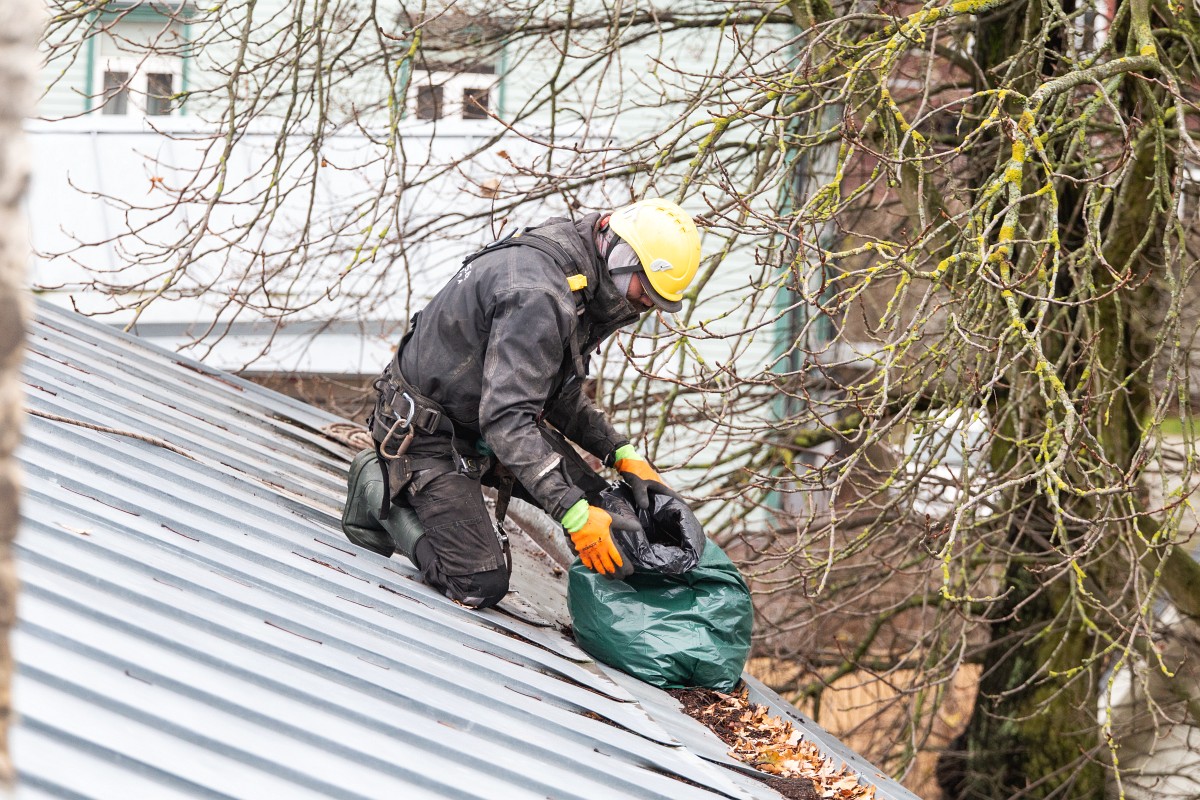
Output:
[940, 547, 1108, 799]
[0, 0, 42, 783]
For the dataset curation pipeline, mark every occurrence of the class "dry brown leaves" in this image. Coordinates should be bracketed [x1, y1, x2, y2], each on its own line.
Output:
[670, 688, 877, 800]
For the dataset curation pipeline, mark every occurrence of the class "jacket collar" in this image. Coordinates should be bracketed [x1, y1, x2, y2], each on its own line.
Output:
[529, 213, 641, 331]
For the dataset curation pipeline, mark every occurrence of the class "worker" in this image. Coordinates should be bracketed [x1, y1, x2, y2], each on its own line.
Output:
[341, 198, 702, 608]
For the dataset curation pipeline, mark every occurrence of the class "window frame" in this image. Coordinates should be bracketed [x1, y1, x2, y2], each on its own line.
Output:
[408, 68, 499, 122]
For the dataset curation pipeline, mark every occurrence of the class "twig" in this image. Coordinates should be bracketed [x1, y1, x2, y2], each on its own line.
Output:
[25, 408, 195, 460]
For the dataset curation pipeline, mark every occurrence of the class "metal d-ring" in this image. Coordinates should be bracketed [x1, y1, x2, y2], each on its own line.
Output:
[379, 392, 417, 460]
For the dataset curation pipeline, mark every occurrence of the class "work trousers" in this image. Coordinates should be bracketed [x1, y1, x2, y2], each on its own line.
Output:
[397, 429, 608, 608]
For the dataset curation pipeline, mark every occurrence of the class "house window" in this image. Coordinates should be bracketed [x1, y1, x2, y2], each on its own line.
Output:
[409, 65, 498, 121]
[417, 85, 444, 120]
[90, 13, 188, 118]
[102, 71, 130, 115]
[146, 72, 175, 116]
[98, 69, 179, 116]
[462, 87, 489, 119]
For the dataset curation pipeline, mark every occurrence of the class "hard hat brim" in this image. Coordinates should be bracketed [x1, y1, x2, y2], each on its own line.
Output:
[639, 273, 683, 313]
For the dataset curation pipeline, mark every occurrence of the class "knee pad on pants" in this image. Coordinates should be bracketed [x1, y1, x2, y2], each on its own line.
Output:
[444, 568, 510, 609]
[414, 538, 509, 608]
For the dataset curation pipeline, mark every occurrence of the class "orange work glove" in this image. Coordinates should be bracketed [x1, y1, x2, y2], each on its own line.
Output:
[564, 504, 638, 575]
[614, 446, 682, 510]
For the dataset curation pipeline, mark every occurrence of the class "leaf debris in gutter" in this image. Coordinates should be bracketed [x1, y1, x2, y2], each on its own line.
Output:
[669, 687, 877, 800]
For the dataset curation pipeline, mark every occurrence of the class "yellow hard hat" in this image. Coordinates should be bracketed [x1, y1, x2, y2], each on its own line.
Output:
[607, 198, 701, 309]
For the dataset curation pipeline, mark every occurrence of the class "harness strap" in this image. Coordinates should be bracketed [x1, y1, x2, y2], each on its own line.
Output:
[491, 464, 516, 574]
[375, 366, 454, 442]
[492, 463, 516, 527]
[374, 439, 390, 520]
[498, 525, 512, 573]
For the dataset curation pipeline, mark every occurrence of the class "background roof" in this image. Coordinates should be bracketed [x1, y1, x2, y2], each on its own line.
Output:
[13, 300, 919, 800]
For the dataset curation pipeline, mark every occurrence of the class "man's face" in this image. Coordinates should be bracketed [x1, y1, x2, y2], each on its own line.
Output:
[605, 234, 657, 312]
[626, 273, 656, 311]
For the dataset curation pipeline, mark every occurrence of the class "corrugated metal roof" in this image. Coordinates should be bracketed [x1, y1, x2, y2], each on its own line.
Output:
[13, 300, 920, 800]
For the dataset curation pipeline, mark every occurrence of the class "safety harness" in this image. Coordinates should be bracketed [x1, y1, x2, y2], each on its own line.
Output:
[366, 230, 595, 569]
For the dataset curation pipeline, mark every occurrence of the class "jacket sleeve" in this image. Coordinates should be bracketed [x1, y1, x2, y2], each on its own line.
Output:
[543, 379, 629, 464]
[478, 288, 588, 520]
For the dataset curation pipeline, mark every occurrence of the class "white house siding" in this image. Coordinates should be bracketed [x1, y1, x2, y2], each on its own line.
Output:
[36, 21, 91, 120]
[25, 116, 536, 373]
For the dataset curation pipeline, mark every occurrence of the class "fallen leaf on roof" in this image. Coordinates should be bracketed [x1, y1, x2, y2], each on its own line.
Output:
[669, 687, 876, 800]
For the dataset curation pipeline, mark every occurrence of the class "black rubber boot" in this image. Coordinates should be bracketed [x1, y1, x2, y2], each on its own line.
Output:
[342, 449, 429, 563]
[385, 505, 427, 565]
[341, 449, 396, 557]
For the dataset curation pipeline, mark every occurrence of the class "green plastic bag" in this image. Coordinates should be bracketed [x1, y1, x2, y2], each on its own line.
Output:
[568, 538, 753, 691]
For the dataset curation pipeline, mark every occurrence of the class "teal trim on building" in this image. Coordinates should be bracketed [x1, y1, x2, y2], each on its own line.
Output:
[180, 19, 192, 115]
[768, 24, 842, 511]
[497, 39, 508, 122]
[83, 32, 96, 113]
[105, 2, 195, 23]
[396, 56, 413, 121]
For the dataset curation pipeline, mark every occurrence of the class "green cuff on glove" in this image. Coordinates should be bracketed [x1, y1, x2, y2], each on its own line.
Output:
[614, 444, 640, 462]
[561, 498, 590, 533]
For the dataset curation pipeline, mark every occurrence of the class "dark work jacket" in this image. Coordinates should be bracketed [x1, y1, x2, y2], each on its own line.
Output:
[398, 213, 641, 520]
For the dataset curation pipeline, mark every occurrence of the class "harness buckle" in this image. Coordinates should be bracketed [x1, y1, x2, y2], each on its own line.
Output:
[414, 406, 443, 434]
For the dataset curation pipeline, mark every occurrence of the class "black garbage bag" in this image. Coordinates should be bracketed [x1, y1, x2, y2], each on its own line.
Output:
[598, 483, 705, 575]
